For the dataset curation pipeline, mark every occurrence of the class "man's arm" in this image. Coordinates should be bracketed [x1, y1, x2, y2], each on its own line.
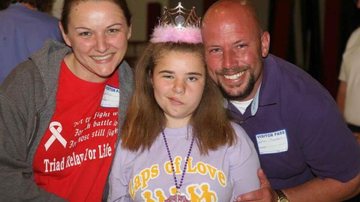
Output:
[336, 81, 360, 143]
[235, 169, 277, 202]
[283, 173, 360, 202]
[336, 81, 347, 115]
[236, 169, 360, 202]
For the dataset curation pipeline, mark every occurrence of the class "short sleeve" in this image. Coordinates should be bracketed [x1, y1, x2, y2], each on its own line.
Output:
[228, 123, 261, 200]
[107, 142, 135, 202]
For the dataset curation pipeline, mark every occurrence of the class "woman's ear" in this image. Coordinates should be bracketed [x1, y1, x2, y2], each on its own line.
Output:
[127, 25, 132, 40]
[59, 22, 72, 47]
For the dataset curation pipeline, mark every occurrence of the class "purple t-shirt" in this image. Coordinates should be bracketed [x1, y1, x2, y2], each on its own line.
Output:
[108, 123, 260, 201]
[227, 54, 360, 189]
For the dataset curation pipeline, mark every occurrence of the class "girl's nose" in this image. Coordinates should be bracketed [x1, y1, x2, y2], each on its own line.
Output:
[173, 79, 185, 94]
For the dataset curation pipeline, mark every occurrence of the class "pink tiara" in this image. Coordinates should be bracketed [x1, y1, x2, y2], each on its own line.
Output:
[150, 2, 202, 44]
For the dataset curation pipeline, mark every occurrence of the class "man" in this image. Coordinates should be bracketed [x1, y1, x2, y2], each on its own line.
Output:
[337, 0, 360, 145]
[201, 0, 360, 201]
[0, 0, 62, 83]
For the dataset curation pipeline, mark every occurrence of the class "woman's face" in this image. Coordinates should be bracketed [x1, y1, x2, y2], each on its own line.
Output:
[60, 1, 131, 82]
[151, 50, 206, 128]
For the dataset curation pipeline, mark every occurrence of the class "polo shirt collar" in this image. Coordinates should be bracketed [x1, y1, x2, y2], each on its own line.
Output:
[259, 54, 280, 107]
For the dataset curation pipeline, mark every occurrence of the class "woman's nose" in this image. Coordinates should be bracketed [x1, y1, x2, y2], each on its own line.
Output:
[95, 34, 109, 53]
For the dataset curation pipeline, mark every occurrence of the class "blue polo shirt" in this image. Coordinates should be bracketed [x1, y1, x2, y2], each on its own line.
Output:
[0, 3, 62, 83]
[227, 54, 360, 189]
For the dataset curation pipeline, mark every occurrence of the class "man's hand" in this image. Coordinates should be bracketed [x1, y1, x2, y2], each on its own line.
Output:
[354, 132, 360, 144]
[235, 169, 278, 202]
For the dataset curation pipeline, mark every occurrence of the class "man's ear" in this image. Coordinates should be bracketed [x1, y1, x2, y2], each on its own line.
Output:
[261, 31, 270, 58]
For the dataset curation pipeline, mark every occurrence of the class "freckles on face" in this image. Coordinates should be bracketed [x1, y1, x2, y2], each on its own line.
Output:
[62, 1, 131, 82]
[151, 50, 206, 126]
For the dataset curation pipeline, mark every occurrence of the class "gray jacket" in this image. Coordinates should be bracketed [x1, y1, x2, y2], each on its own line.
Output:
[0, 40, 134, 201]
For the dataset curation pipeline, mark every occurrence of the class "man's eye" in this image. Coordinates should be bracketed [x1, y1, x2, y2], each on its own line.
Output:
[209, 48, 221, 54]
[236, 44, 247, 49]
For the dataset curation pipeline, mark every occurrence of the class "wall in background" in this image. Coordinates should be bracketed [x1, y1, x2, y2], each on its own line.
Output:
[50, 0, 360, 97]
[51, 0, 268, 41]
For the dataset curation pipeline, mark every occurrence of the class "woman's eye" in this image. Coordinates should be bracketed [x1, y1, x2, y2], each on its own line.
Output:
[108, 28, 120, 34]
[79, 32, 91, 37]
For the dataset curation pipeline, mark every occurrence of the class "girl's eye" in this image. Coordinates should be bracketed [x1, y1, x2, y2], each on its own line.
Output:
[188, 76, 198, 82]
[162, 74, 174, 79]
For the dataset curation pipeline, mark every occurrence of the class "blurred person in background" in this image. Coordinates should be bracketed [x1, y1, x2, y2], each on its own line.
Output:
[0, 0, 62, 83]
[337, 0, 360, 145]
[337, 2, 360, 201]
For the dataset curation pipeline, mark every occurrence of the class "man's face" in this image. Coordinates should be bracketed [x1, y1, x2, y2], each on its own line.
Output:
[201, 3, 269, 101]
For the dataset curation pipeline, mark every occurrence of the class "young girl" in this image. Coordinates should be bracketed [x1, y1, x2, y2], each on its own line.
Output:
[108, 3, 260, 202]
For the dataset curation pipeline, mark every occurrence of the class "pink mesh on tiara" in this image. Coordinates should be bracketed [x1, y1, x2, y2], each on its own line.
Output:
[150, 2, 202, 44]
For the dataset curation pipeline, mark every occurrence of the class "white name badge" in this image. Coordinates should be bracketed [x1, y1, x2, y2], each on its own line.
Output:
[101, 85, 120, 108]
[256, 129, 288, 154]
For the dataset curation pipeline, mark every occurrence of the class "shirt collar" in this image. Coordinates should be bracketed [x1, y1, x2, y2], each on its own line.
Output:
[260, 54, 280, 107]
[224, 54, 280, 116]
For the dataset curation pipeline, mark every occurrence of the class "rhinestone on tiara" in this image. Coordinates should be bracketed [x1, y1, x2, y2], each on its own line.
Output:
[150, 2, 202, 44]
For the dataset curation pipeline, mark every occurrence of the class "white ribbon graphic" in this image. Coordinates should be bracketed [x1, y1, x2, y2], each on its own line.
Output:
[44, 121, 67, 151]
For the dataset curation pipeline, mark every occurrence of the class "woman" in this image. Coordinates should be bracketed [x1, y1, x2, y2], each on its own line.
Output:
[0, 0, 133, 201]
[108, 3, 260, 201]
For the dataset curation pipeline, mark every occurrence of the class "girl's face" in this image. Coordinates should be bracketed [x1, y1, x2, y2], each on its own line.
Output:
[152, 50, 206, 128]
[60, 1, 131, 82]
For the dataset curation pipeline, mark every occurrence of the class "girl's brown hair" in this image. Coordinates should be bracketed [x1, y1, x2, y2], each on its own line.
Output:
[122, 42, 236, 155]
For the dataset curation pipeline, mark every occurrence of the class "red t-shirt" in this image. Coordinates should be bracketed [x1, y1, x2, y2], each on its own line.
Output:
[33, 61, 120, 201]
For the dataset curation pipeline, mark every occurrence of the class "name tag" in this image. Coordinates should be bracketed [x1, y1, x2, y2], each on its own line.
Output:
[256, 129, 288, 154]
[101, 85, 119, 108]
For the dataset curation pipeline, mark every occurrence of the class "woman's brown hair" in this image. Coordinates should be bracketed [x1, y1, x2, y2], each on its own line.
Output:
[60, 0, 131, 34]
